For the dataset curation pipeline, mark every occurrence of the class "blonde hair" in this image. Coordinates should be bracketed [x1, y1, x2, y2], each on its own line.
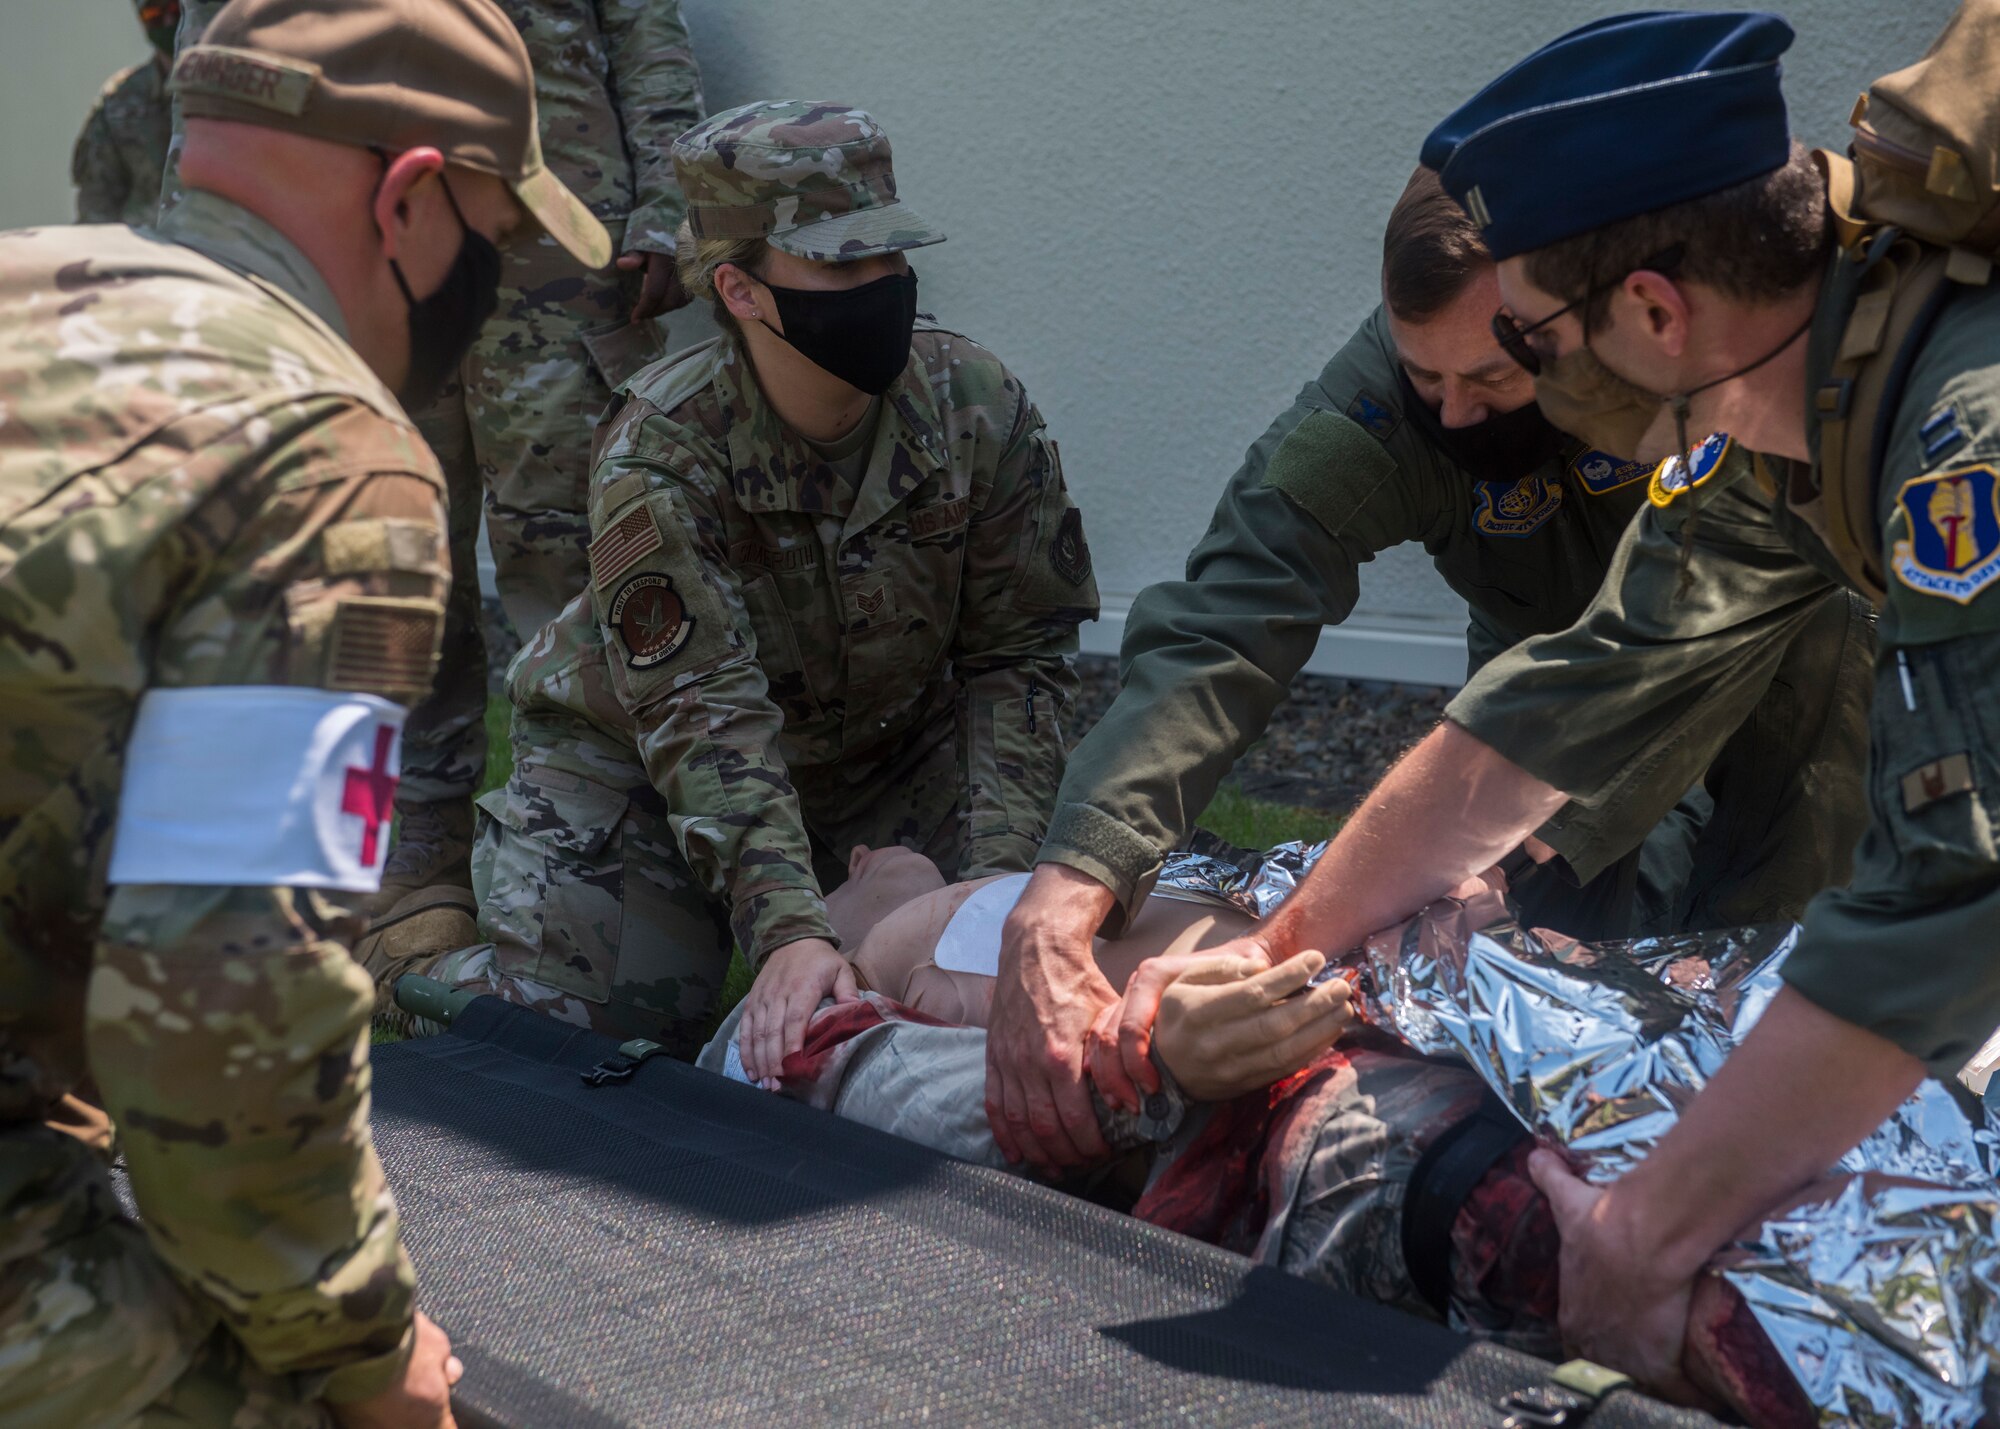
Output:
[675, 221, 770, 334]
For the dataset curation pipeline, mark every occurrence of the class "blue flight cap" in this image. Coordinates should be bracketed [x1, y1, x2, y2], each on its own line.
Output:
[1421, 11, 1796, 260]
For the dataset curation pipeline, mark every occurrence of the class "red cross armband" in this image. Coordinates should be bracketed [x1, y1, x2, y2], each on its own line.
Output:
[107, 688, 405, 892]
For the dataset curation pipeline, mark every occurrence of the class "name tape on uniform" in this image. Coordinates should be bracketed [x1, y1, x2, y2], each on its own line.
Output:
[108, 687, 405, 892]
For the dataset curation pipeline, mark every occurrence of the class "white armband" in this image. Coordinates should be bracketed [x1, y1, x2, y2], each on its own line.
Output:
[108, 687, 405, 892]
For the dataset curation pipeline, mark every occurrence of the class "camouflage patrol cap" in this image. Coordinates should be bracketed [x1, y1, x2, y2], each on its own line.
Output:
[171, 0, 612, 269]
[674, 100, 947, 262]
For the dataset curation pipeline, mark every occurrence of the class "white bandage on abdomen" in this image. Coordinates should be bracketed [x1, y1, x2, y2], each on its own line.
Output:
[931, 873, 1031, 978]
[108, 687, 406, 892]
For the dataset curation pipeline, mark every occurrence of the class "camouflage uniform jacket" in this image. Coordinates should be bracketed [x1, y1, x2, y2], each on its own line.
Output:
[509, 0, 704, 251]
[72, 55, 171, 226]
[520, 325, 1098, 965]
[1040, 305, 1654, 924]
[0, 193, 447, 1400]
[1451, 251, 2000, 1078]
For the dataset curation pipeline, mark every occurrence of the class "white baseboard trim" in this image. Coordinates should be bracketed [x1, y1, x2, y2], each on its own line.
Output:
[1079, 599, 1467, 690]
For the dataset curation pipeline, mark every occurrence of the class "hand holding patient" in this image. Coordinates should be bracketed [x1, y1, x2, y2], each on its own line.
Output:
[985, 864, 1120, 1169]
[738, 937, 858, 1084]
[1144, 949, 1353, 1102]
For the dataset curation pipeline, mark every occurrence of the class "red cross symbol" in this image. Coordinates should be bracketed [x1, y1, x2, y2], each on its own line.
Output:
[341, 725, 400, 867]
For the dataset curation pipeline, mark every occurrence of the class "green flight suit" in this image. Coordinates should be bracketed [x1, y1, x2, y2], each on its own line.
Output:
[1450, 249, 2000, 1077]
[1040, 305, 1873, 938]
[434, 326, 1099, 1054]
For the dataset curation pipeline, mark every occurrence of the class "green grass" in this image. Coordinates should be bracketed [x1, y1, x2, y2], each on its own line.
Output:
[1197, 782, 1336, 850]
[471, 694, 1330, 1030]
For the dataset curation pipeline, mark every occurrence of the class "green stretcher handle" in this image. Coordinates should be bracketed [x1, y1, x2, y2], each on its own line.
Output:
[394, 974, 481, 1027]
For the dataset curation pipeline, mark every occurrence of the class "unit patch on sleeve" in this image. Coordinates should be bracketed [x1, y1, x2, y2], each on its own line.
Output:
[1648, 432, 1733, 508]
[1345, 391, 1401, 442]
[1890, 464, 2000, 604]
[1473, 472, 1562, 537]
[1050, 506, 1093, 586]
[1568, 448, 1649, 495]
[608, 571, 696, 667]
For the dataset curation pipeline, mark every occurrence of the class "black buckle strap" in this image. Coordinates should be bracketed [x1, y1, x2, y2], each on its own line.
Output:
[1497, 1384, 1592, 1428]
[581, 1037, 666, 1087]
[1494, 1361, 1634, 1429]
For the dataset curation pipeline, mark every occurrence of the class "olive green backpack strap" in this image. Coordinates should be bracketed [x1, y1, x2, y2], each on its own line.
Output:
[1805, 233, 1956, 604]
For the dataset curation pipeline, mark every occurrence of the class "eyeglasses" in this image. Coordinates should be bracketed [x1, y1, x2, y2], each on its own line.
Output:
[1490, 244, 1684, 375]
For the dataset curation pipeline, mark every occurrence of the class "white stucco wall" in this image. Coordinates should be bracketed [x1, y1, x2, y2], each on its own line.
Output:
[0, 0, 1959, 684]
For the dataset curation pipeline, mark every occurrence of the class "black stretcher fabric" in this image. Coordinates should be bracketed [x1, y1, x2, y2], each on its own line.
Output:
[369, 998, 1718, 1428]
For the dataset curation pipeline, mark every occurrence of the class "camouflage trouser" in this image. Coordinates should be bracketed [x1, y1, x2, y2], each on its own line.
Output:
[431, 712, 969, 1057]
[395, 232, 669, 806]
[0, 1123, 330, 1429]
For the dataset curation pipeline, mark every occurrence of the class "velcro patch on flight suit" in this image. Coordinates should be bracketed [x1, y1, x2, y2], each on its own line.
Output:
[325, 597, 442, 699]
[1648, 432, 1734, 508]
[1263, 408, 1397, 537]
[1902, 752, 1975, 813]
[1890, 464, 2000, 605]
[1569, 448, 1649, 495]
[321, 518, 441, 577]
[1345, 391, 1401, 441]
[1473, 474, 1562, 537]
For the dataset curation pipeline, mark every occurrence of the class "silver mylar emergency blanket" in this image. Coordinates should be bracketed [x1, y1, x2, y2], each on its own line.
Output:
[1154, 839, 2000, 1427]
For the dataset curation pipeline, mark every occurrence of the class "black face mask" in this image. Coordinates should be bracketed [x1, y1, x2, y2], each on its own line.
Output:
[382, 167, 502, 411]
[1395, 364, 1570, 484]
[758, 268, 919, 396]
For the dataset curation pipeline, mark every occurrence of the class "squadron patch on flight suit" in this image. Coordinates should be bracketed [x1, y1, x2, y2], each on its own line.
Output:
[609, 571, 696, 667]
[1568, 448, 1649, 495]
[1891, 464, 2000, 604]
[1473, 472, 1562, 537]
[1346, 391, 1401, 441]
[1648, 432, 1732, 508]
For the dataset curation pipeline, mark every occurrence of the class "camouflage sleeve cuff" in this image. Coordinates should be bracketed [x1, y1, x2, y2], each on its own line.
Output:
[315, 1322, 416, 1404]
[622, 200, 687, 256]
[1036, 801, 1164, 937]
[741, 891, 840, 969]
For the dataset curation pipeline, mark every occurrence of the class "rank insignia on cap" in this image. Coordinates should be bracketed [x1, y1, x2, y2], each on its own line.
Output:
[609, 572, 695, 667]
[1891, 464, 2000, 604]
[1569, 449, 1648, 496]
[1648, 433, 1733, 508]
[1474, 472, 1562, 537]
[1346, 392, 1401, 442]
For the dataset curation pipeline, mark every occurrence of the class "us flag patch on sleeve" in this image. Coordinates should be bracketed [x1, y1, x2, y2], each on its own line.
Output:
[590, 503, 663, 591]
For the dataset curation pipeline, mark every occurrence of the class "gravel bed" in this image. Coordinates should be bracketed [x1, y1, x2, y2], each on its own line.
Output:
[1064, 654, 1451, 817]
[484, 602, 1449, 817]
